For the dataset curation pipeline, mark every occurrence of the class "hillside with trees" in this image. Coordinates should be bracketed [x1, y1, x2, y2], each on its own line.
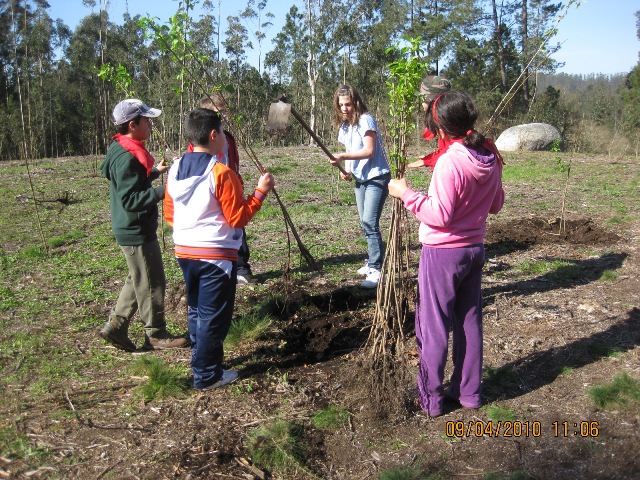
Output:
[0, 0, 638, 161]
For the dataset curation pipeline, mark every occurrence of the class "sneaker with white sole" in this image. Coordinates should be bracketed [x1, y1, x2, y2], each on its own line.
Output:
[198, 370, 239, 391]
[357, 260, 370, 276]
[237, 274, 257, 285]
[361, 268, 380, 288]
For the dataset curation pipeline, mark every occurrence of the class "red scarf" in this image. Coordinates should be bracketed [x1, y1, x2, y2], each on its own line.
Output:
[420, 128, 457, 169]
[113, 133, 156, 176]
[420, 128, 504, 169]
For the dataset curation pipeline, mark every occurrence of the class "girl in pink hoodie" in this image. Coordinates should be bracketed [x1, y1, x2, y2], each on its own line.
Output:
[388, 91, 505, 417]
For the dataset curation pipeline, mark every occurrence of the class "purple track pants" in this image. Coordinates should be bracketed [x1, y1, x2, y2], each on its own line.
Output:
[416, 244, 485, 416]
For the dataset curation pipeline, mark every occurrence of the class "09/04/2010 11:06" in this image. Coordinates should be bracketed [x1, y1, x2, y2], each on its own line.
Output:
[444, 421, 600, 438]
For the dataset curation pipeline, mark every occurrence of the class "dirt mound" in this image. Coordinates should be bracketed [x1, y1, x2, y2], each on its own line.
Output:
[486, 216, 620, 245]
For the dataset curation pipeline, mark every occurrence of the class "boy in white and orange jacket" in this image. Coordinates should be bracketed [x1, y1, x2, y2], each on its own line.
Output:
[164, 107, 274, 391]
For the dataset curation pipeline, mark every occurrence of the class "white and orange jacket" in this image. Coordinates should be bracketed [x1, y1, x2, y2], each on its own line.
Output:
[164, 152, 267, 262]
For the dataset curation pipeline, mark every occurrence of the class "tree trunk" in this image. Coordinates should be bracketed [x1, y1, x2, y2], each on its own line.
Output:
[521, 0, 530, 103]
[491, 0, 508, 92]
[217, 0, 221, 62]
[11, 1, 27, 159]
[99, 1, 110, 156]
[306, 0, 316, 145]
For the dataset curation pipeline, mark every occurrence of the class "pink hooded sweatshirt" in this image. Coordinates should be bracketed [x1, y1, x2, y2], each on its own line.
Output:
[401, 142, 504, 247]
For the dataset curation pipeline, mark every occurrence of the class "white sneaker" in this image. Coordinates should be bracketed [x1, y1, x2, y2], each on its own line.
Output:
[361, 268, 380, 288]
[357, 261, 370, 276]
[199, 369, 239, 391]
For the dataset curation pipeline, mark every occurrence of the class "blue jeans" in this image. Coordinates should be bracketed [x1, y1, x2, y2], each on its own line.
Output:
[177, 259, 237, 389]
[354, 173, 390, 271]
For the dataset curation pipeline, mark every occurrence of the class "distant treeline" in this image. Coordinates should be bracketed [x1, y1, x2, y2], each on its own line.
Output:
[539, 73, 628, 93]
[1, 0, 638, 160]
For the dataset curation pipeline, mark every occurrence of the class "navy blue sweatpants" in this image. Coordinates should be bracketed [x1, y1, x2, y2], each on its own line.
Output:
[177, 259, 237, 389]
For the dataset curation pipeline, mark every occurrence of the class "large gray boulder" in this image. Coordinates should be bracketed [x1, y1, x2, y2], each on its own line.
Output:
[495, 123, 561, 152]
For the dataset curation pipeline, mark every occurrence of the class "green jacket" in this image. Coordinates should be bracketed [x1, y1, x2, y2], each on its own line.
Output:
[100, 140, 165, 246]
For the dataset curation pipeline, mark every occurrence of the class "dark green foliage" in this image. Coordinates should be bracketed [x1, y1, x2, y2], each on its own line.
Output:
[621, 65, 640, 141]
[525, 86, 577, 137]
[0, 1, 637, 160]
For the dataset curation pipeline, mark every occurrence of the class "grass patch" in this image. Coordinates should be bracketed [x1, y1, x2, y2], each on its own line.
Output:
[378, 465, 446, 480]
[21, 246, 47, 259]
[484, 405, 516, 422]
[311, 406, 350, 430]
[0, 286, 19, 311]
[599, 269, 620, 281]
[282, 190, 301, 203]
[0, 425, 48, 462]
[588, 372, 640, 409]
[606, 215, 633, 225]
[483, 366, 519, 396]
[226, 312, 273, 347]
[267, 165, 293, 175]
[46, 229, 86, 249]
[255, 203, 281, 219]
[577, 341, 622, 359]
[501, 159, 559, 183]
[128, 356, 189, 402]
[516, 258, 570, 275]
[0, 331, 46, 355]
[516, 258, 584, 281]
[246, 420, 307, 476]
[482, 472, 535, 480]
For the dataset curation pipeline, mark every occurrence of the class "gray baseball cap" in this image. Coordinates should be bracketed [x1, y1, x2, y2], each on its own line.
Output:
[112, 98, 161, 125]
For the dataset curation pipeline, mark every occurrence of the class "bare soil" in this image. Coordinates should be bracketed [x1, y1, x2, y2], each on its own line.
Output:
[1, 150, 639, 479]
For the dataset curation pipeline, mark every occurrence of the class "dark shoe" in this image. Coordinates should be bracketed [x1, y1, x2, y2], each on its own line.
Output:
[142, 331, 190, 350]
[445, 389, 481, 410]
[98, 320, 136, 352]
[197, 370, 239, 391]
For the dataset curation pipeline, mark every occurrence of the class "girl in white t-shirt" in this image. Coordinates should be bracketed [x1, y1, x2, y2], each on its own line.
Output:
[329, 85, 391, 288]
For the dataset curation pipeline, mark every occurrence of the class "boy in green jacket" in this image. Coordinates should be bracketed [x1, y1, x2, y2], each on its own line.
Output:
[99, 98, 188, 352]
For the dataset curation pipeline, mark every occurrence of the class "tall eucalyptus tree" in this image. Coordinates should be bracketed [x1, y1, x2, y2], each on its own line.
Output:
[264, 5, 306, 92]
[303, 0, 362, 141]
[517, 0, 563, 105]
[223, 15, 252, 110]
[240, 0, 274, 75]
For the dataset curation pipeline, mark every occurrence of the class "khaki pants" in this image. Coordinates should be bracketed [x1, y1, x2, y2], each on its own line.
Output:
[109, 239, 166, 336]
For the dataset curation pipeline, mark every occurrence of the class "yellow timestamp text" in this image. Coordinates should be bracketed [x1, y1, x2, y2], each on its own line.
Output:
[444, 421, 599, 438]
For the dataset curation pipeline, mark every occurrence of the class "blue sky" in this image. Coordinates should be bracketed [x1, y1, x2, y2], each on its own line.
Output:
[48, 0, 639, 76]
[550, 0, 638, 75]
